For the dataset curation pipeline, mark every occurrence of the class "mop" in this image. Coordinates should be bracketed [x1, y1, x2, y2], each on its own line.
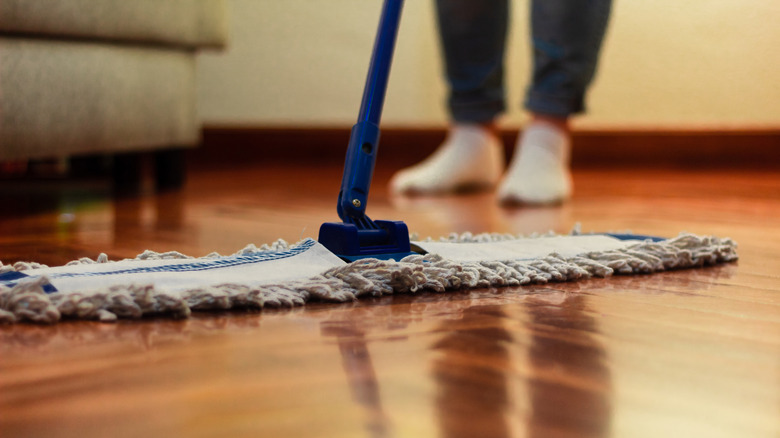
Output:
[0, 0, 738, 324]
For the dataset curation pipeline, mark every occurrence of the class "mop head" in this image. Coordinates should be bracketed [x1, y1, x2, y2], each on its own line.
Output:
[0, 229, 738, 324]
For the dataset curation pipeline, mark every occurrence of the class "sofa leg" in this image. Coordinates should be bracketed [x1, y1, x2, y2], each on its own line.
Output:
[154, 148, 187, 191]
[69, 154, 110, 179]
[112, 152, 144, 195]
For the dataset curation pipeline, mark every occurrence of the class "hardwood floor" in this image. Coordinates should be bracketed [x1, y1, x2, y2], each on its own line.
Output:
[1, 162, 778, 438]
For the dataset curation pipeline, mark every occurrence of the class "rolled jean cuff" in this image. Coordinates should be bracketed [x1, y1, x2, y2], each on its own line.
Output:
[450, 99, 505, 124]
[524, 91, 585, 118]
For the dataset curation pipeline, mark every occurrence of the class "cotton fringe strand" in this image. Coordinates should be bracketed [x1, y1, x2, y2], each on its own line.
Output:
[0, 232, 737, 324]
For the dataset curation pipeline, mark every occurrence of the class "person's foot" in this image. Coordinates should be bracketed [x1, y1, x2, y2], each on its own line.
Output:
[497, 120, 572, 205]
[390, 124, 504, 194]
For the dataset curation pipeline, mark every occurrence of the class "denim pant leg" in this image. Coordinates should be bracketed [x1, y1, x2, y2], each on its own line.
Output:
[436, 0, 509, 124]
[524, 0, 612, 117]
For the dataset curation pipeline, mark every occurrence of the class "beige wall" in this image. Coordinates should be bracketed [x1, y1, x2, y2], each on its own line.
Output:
[197, 0, 780, 129]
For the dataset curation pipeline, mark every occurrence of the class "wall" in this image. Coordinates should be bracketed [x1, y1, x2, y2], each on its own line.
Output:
[197, 0, 780, 129]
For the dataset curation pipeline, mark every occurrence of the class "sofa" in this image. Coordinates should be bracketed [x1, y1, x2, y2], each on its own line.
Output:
[0, 0, 228, 188]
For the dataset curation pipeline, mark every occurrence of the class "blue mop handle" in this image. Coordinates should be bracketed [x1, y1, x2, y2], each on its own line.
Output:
[337, 0, 404, 223]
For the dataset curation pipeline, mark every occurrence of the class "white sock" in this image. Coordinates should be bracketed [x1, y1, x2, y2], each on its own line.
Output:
[389, 124, 505, 194]
[497, 122, 572, 205]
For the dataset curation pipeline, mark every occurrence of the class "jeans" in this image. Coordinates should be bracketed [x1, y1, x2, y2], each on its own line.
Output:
[435, 0, 612, 122]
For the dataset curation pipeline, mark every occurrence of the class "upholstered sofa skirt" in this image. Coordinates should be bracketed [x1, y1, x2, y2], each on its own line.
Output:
[1, 38, 198, 160]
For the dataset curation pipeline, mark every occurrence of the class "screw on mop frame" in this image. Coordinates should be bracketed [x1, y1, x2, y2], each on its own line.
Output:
[318, 0, 415, 262]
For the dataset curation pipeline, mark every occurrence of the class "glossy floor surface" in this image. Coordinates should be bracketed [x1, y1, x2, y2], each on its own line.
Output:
[1, 163, 779, 438]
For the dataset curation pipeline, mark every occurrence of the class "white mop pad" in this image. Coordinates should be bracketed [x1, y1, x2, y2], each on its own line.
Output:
[0, 231, 738, 324]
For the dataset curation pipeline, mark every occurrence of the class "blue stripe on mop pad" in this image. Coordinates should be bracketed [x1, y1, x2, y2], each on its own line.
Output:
[605, 233, 665, 242]
[0, 271, 58, 293]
